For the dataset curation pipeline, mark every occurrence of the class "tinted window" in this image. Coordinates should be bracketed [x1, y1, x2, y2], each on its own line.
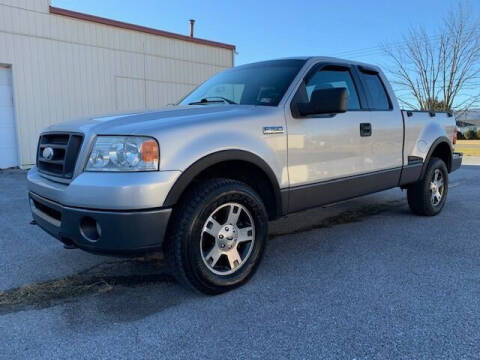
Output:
[360, 72, 391, 110]
[180, 60, 306, 106]
[303, 69, 360, 110]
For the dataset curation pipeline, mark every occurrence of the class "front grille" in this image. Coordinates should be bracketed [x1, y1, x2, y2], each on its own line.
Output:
[37, 133, 84, 179]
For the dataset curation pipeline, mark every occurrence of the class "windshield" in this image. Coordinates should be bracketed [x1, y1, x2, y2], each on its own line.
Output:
[179, 59, 307, 107]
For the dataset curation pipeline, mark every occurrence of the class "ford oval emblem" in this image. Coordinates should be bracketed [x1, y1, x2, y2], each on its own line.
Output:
[42, 147, 54, 160]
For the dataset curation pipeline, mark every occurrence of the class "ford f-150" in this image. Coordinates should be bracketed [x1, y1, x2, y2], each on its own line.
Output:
[28, 57, 462, 293]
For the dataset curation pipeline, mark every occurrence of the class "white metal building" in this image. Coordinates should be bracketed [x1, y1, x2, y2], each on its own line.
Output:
[0, 0, 235, 168]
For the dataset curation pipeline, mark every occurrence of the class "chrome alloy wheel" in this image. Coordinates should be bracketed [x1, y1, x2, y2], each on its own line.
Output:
[200, 202, 255, 276]
[430, 169, 445, 206]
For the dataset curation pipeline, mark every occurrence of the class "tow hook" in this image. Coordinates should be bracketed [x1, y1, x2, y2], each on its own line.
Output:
[61, 237, 77, 250]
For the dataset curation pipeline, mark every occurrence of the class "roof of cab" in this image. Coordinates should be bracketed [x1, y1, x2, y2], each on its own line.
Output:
[237, 56, 380, 69]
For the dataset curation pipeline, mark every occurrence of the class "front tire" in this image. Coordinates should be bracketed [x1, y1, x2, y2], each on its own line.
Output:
[164, 178, 268, 294]
[407, 157, 448, 216]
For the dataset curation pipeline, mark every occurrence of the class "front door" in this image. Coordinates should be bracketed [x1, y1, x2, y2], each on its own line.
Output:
[286, 63, 370, 187]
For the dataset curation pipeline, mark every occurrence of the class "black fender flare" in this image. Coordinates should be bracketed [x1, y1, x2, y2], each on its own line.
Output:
[420, 136, 453, 178]
[163, 150, 283, 215]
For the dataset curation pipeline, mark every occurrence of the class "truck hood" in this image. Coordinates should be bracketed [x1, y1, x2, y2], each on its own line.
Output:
[43, 105, 259, 135]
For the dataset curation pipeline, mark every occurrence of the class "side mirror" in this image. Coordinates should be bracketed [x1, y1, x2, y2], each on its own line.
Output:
[297, 87, 348, 116]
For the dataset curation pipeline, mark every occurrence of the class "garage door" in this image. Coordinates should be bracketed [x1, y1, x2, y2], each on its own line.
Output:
[0, 65, 18, 168]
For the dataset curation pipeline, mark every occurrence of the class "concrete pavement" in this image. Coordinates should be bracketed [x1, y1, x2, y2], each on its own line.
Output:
[1, 163, 479, 359]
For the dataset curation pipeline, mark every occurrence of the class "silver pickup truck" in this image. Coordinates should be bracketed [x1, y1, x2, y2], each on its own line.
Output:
[28, 57, 462, 294]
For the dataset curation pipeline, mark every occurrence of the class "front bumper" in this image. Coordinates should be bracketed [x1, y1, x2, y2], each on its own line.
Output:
[451, 152, 463, 172]
[29, 192, 171, 255]
[27, 167, 181, 210]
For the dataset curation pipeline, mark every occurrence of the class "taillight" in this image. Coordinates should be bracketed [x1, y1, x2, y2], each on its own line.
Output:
[453, 130, 457, 145]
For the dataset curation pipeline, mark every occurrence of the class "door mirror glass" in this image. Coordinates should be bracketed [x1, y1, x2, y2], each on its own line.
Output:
[297, 87, 348, 116]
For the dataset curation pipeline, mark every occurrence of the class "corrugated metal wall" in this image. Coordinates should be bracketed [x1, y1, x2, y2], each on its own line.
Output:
[0, 0, 233, 167]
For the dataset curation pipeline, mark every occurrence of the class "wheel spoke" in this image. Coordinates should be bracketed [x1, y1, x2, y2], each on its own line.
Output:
[203, 217, 222, 237]
[237, 226, 254, 243]
[226, 205, 241, 226]
[205, 247, 222, 267]
[200, 202, 256, 276]
[227, 249, 242, 270]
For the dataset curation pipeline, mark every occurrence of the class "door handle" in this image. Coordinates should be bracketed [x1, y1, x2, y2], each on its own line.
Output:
[360, 123, 372, 137]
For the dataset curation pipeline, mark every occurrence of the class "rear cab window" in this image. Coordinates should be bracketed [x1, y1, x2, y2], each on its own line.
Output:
[358, 67, 392, 110]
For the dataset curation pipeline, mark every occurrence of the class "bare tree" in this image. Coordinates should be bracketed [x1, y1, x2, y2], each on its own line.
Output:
[382, 1, 480, 112]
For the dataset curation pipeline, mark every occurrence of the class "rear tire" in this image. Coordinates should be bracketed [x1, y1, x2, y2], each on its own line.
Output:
[164, 178, 268, 294]
[407, 157, 448, 216]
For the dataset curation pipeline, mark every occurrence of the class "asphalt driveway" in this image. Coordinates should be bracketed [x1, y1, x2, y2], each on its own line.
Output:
[1, 164, 479, 359]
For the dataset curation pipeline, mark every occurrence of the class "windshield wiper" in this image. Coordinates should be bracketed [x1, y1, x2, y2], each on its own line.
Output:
[188, 96, 237, 105]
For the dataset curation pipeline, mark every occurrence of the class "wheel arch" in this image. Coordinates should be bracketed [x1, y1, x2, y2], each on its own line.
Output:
[163, 150, 285, 220]
[421, 136, 453, 178]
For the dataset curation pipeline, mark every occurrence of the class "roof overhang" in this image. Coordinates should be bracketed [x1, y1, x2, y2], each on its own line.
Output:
[49, 6, 236, 51]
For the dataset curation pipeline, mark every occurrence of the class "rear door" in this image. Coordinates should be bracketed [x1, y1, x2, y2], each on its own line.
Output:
[355, 66, 403, 172]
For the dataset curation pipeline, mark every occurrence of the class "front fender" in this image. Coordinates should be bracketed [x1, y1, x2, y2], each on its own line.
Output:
[156, 108, 288, 189]
[163, 149, 283, 208]
[164, 130, 285, 177]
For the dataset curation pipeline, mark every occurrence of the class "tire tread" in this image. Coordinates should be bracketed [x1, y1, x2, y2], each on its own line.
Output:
[407, 157, 448, 216]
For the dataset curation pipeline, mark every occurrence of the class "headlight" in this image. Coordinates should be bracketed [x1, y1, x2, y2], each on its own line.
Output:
[86, 136, 159, 172]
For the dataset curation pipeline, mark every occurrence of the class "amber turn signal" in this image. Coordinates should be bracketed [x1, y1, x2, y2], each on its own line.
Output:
[141, 140, 159, 163]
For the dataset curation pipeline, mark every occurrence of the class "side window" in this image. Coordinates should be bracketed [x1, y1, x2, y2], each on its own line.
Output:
[359, 72, 391, 110]
[304, 68, 360, 110]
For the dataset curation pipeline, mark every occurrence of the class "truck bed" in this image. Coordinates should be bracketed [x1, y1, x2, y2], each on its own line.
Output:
[401, 110, 457, 166]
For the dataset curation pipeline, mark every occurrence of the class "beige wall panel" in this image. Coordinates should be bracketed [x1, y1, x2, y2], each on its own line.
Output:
[0, 0, 49, 13]
[146, 80, 195, 109]
[0, 2, 234, 166]
[115, 77, 146, 112]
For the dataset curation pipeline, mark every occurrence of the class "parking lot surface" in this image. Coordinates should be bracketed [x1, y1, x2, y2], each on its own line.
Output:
[1, 164, 479, 359]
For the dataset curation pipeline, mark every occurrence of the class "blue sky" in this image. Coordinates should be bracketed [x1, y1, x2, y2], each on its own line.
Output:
[51, 0, 478, 66]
